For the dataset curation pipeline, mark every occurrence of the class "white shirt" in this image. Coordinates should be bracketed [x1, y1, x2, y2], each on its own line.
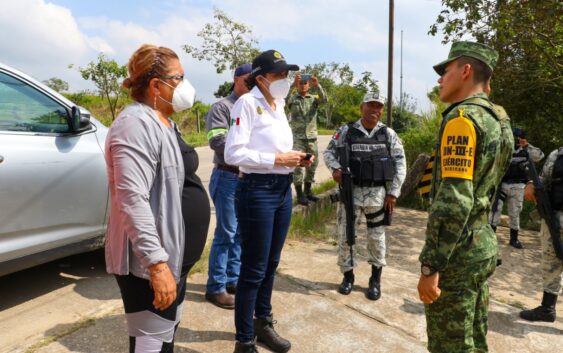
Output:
[225, 86, 294, 174]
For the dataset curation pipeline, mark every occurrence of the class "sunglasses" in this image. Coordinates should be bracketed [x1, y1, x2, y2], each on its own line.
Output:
[160, 74, 184, 81]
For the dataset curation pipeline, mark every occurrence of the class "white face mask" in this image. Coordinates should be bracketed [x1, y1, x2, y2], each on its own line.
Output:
[159, 78, 196, 112]
[263, 77, 291, 99]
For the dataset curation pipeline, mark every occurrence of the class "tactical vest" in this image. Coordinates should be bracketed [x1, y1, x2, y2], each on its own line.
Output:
[550, 151, 563, 211]
[345, 124, 395, 187]
[503, 148, 530, 183]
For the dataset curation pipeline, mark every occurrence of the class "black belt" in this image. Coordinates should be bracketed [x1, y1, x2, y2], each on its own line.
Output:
[239, 172, 293, 182]
[216, 164, 239, 174]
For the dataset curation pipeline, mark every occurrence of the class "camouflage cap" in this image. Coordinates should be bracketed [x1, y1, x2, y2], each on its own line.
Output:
[433, 41, 498, 75]
[362, 92, 384, 105]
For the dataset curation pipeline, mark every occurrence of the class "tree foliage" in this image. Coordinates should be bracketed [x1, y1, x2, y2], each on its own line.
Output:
[183, 8, 260, 74]
[76, 53, 128, 121]
[430, 0, 563, 153]
[42, 77, 69, 93]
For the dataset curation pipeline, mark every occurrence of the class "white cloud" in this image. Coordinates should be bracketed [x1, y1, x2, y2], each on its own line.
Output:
[0, 0, 450, 113]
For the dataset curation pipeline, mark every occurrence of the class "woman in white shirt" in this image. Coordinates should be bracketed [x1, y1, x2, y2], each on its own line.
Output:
[225, 50, 312, 353]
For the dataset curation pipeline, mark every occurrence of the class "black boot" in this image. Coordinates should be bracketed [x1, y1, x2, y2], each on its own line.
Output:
[509, 228, 523, 249]
[304, 182, 319, 202]
[520, 292, 557, 322]
[338, 270, 354, 295]
[294, 184, 309, 206]
[367, 265, 382, 301]
[490, 224, 497, 233]
[234, 339, 259, 353]
[254, 315, 291, 353]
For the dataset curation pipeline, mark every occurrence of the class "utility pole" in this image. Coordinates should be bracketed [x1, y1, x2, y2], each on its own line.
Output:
[399, 29, 403, 121]
[387, 0, 394, 128]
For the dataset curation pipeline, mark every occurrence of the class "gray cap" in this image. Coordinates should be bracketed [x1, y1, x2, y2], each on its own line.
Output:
[362, 92, 384, 105]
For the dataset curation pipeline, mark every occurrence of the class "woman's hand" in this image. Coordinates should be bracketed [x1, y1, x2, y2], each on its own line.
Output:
[149, 262, 177, 310]
[299, 154, 314, 167]
[275, 151, 306, 167]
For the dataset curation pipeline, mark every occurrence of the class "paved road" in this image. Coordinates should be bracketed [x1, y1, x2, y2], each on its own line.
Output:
[0, 134, 334, 353]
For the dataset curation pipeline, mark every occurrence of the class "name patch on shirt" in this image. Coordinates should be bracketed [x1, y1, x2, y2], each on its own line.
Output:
[351, 144, 387, 152]
[440, 109, 476, 180]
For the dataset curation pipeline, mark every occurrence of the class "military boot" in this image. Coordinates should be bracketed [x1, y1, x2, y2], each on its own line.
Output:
[509, 228, 523, 249]
[304, 182, 319, 202]
[338, 270, 354, 295]
[294, 184, 309, 206]
[490, 224, 497, 233]
[233, 339, 259, 353]
[254, 315, 291, 353]
[367, 265, 382, 301]
[520, 292, 557, 322]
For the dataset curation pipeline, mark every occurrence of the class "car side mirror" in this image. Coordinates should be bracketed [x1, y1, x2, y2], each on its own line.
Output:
[70, 106, 92, 132]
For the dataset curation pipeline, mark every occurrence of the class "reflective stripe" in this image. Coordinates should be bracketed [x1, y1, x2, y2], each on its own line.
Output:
[207, 128, 228, 140]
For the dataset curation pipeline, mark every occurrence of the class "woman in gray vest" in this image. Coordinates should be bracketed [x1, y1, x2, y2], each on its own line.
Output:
[105, 44, 201, 352]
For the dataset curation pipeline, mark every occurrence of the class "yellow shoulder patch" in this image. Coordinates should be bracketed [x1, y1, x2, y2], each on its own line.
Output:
[440, 109, 477, 180]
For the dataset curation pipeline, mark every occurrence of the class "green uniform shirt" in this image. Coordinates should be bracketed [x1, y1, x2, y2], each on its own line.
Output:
[287, 85, 327, 139]
[420, 93, 513, 271]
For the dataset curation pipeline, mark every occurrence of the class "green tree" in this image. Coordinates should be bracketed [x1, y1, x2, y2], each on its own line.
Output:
[76, 53, 128, 121]
[354, 71, 380, 95]
[183, 8, 260, 74]
[430, 0, 563, 153]
[214, 81, 233, 98]
[42, 77, 69, 93]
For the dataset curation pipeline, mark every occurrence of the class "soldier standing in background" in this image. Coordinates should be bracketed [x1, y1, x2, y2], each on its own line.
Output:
[520, 147, 563, 322]
[417, 41, 513, 353]
[489, 128, 544, 248]
[324, 92, 406, 301]
[288, 73, 327, 205]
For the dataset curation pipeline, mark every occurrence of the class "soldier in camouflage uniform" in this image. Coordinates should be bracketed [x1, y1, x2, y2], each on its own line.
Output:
[417, 41, 514, 353]
[520, 147, 563, 322]
[288, 73, 327, 205]
[324, 92, 406, 300]
[489, 128, 544, 248]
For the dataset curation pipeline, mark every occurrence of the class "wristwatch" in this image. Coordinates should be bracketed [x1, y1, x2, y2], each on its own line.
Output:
[421, 264, 437, 276]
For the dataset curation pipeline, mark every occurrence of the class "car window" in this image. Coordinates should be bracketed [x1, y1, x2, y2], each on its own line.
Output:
[0, 72, 69, 133]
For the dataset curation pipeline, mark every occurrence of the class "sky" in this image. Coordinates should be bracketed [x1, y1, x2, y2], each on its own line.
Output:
[0, 0, 452, 113]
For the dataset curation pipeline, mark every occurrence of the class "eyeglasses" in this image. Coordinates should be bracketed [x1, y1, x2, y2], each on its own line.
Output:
[160, 74, 184, 81]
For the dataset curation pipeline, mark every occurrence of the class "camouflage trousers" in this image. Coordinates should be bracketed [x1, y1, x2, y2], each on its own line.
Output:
[489, 182, 525, 230]
[540, 212, 563, 295]
[336, 202, 386, 272]
[425, 257, 496, 353]
[293, 138, 318, 185]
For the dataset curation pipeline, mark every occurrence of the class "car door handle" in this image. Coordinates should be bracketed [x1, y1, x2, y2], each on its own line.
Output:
[0, 155, 4, 164]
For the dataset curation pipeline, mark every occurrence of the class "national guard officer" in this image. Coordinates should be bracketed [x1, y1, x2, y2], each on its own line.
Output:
[520, 147, 563, 322]
[288, 73, 327, 205]
[489, 127, 544, 248]
[417, 41, 514, 353]
[324, 92, 406, 300]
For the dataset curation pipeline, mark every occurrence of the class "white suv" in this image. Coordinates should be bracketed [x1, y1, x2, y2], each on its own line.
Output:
[0, 62, 109, 276]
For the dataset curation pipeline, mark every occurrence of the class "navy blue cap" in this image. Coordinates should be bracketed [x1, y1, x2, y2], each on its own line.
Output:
[251, 50, 299, 77]
[513, 127, 525, 138]
[234, 63, 252, 77]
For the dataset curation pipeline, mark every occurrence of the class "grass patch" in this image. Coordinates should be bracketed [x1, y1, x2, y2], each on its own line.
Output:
[312, 179, 337, 194]
[190, 242, 211, 275]
[289, 201, 337, 242]
[318, 128, 336, 135]
[183, 132, 208, 147]
[24, 318, 95, 353]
